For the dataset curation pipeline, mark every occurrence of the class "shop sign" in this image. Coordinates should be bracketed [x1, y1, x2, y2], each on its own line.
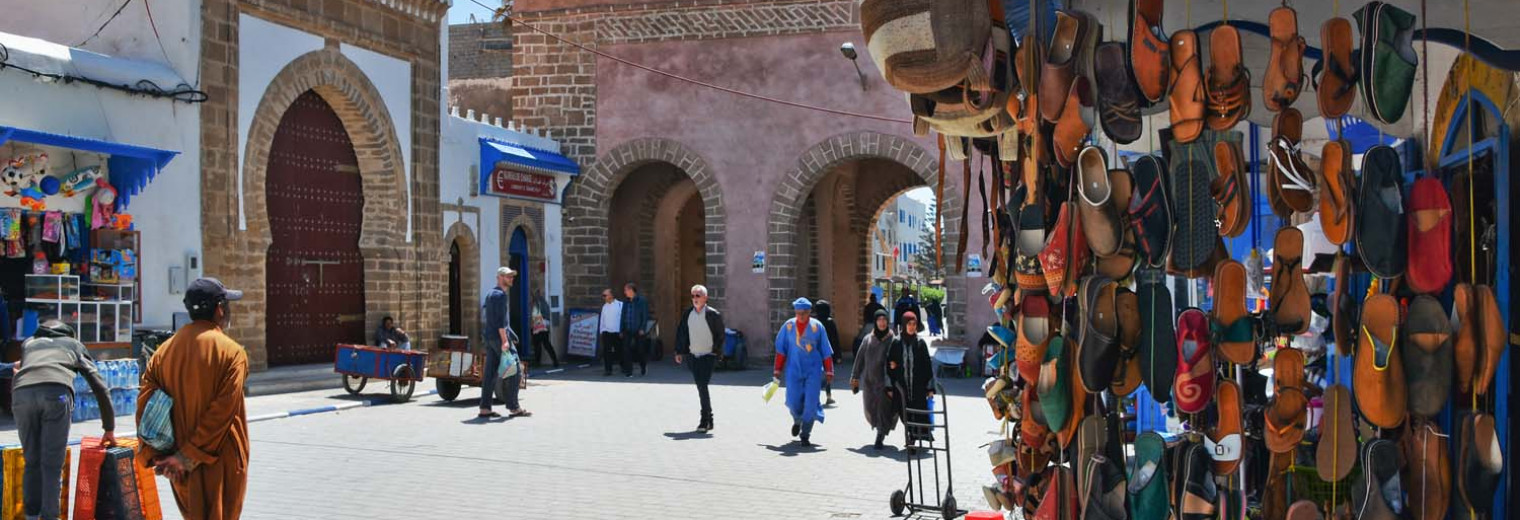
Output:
[488, 165, 556, 201]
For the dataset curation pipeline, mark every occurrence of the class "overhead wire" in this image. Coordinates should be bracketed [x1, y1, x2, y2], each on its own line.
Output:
[78, 0, 135, 47]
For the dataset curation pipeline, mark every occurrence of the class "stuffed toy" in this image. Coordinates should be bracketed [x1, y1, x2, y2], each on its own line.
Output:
[88, 179, 118, 230]
[3, 153, 48, 211]
[59, 166, 102, 197]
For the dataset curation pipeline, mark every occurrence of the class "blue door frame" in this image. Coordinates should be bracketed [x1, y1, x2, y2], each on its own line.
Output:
[509, 228, 532, 349]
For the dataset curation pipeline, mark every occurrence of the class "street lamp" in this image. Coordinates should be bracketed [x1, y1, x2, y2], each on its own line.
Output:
[840, 42, 868, 91]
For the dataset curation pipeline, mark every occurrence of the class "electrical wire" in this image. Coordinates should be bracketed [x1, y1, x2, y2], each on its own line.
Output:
[471, 0, 913, 124]
[78, 0, 135, 47]
[142, 0, 175, 68]
[0, 42, 208, 103]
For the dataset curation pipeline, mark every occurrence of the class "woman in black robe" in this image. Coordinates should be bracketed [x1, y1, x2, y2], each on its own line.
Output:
[888, 311, 935, 443]
[813, 300, 842, 405]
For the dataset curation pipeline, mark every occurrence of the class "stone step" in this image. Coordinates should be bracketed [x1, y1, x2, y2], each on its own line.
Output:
[245, 363, 344, 397]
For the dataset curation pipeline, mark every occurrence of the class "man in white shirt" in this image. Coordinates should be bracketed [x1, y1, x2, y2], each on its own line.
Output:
[598, 288, 624, 376]
[675, 285, 725, 433]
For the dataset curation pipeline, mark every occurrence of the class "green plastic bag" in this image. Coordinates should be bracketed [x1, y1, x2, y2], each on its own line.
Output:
[761, 378, 780, 403]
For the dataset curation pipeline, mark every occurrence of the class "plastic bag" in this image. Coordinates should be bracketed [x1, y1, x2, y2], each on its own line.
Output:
[761, 378, 780, 403]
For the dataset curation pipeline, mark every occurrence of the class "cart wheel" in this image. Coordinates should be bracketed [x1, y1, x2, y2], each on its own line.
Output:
[940, 493, 956, 519]
[437, 380, 461, 401]
[389, 365, 416, 404]
[342, 375, 367, 395]
[890, 489, 906, 517]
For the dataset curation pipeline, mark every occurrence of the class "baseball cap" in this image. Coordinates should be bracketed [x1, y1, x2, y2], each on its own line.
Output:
[185, 277, 243, 310]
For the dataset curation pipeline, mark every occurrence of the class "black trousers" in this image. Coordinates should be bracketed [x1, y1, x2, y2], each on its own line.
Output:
[622, 332, 645, 374]
[690, 354, 716, 420]
[532, 331, 559, 366]
[600, 332, 623, 374]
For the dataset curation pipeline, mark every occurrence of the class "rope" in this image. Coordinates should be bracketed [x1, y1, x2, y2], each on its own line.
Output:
[484, 1, 914, 124]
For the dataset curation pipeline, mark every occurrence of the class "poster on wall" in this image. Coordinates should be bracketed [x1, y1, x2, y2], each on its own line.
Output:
[487, 165, 556, 201]
[966, 254, 983, 277]
[752, 251, 765, 273]
[566, 309, 600, 357]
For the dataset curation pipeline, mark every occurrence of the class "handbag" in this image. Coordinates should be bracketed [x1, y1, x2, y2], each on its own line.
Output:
[138, 389, 175, 452]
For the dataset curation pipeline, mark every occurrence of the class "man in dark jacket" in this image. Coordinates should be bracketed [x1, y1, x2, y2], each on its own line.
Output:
[893, 288, 922, 333]
[15, 320, 116, 520]
[674, 284, 725, 433]
[621, 282, 650, 377]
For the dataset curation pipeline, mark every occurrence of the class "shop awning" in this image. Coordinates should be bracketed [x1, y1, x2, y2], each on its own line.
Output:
[0, 126, 179, 210]
[479, 138, 580, 177]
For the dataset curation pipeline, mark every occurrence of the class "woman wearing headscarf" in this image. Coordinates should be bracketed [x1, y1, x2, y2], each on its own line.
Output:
[813, 299, 842, 406]
[851, 309, 898, 449]
[888, 311, 935, 443]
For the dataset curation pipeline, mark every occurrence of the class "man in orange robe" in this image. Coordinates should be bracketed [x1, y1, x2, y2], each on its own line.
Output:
[137, 278, 250, 519]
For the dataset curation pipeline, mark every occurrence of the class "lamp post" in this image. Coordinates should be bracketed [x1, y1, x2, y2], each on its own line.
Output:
[840, 42, 868, 91]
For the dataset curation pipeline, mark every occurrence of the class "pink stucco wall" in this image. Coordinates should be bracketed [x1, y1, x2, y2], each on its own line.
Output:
[594, 29, 996, 346]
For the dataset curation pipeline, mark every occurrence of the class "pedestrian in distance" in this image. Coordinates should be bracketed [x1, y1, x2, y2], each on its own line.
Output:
[888, 311, 935, 444]
[374, 316, 411, 350]
[852, 309, 899, 450]
[854, 292, 887, 354]
[674, 284, 724, 433]
[15, 320, 116, 520]
[530, 288, 560, 368]
[774, 297, 834, 446]
[137, 278, 248, 520]
[893, 287, 922, 334]
[621, 282, 650, 376]
[598, 288, 624, 376]
[812, 299, 842, 406]
[478, 267, 530, 419]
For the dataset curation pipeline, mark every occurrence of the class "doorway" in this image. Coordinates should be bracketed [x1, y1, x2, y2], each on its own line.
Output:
[508, 227, 531, 343]
[449, 240, 463, 335]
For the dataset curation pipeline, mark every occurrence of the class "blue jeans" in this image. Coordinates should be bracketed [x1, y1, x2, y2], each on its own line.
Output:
[479, 349, 501, 411]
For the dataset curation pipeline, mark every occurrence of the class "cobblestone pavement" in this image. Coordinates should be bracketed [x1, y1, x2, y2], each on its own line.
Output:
[18, 360, 1009, 519]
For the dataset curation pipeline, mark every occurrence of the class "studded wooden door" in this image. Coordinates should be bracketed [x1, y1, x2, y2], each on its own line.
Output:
[265, 91, 367, 366]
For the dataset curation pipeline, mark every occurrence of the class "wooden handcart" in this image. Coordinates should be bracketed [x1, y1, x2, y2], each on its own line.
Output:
[333, 344, 427, 403]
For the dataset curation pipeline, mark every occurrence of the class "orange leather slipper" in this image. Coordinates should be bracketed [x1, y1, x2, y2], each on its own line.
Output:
[1168, 31, 1206, 143]
[1318, 140, 1354, 246]
[1264, 6, 1307, 112]
[1354, 293, 1407, 429]
[1213, 259, 1254, 365]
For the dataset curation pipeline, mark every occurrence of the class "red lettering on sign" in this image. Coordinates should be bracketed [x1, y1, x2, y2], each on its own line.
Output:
[489, 165, 556, 200]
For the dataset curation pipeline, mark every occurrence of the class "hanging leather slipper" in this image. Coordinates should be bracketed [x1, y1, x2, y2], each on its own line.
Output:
[1262, 453, 1292, 520]
[1275, 347, 1307, 393]
[1053, 76, 1096, 168]
[1206, 23, 1251, 131]
[1112, 288, 1143, 397]
[1041, 10, 1094, 123]
[1128, 431, 1170, 520]
[1021, 389, 1052, 449]
[1270, 227, 1312, 335]
[1130, 155, 1173, 269]
[1213, 260, 1255, 365]
[1354, 2, 1419, 124]
[1129, 0, 1169, 105]
[1173, 308, 1215, 414]
[1169, 138, 1217, 273]
[1453, 283, 1477, 394]
[1041, 202, 1089, 298]
[1355, 145, 1408, 279]
[1097, 168, 1139, 280]
[1207, 380, 1244, 475]
[1267, 109, 1317, 217]
[1404, 421, 1451, 520]
[1037, 465, 1079, 520]
[1096, 42, 1144, 145]
[1331, 254, 1358, 356]
[1316, 384, 1357, 483]
[1212, 140, 1250, 238]
[1082, 451, 1128, 520]
[1316, 17, 1359, 119]
[1475, 284, 1504, 397]
[1078, 146, 1123, 257]
[1017, 293, 1053, 385]
[1351, 439, 1408, 519]
[1458, 413, 1503, 516]
[1075, 414, 1105, 500]
[1403, 295, 1453, 418]
[1175, 441, 1219, 519]
[1138, 276, 1178, 404]
[1318, 140, 1355, 246]
[1078, 275, 1122, 393]
[1263, 5, 1307, 112]
[1354, 293, 1407, 430]
[1016, 201, 1049, 292]
[1265, 386, 1308, 454]
[1286, 501, 1323, 520]
[1037, 335, 1072, 435]
[1407, 177, 1454, 294]
[1168, 30, 1207, 143]
[1057, 350, 1089, 450]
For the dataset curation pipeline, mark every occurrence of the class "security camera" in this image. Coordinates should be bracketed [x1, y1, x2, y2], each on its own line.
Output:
[840, 42, 858, 61]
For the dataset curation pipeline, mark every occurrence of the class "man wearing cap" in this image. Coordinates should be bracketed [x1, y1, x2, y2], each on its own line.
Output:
[479, 267, 530, 419]
[137, 278, 249, 520]
[773, 297, 834, 446]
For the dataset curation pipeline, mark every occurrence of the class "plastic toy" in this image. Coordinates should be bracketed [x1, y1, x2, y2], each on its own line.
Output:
[3, 153, 49, 211]
[59, 166, 102, 197]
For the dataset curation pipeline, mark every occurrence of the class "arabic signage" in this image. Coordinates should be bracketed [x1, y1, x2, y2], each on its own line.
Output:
[487, 164, 556, 201]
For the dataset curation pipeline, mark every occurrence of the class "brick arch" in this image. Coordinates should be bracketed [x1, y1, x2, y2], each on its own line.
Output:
[445, 221, 481, 341]
[563, 138, 727, 310]
[767, 131, 964, 339]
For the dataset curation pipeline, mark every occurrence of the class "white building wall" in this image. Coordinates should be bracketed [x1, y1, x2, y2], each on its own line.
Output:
[0, 1, 203, 329]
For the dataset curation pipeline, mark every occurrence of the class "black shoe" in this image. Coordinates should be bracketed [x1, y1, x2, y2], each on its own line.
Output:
[792, 423, 801, 437]
[696, 421, 709, 433]
[800, 435, 812, 446]
[706, 418, 714, 432]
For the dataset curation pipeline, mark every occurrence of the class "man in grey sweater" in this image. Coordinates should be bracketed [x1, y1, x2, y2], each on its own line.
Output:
[13, 320, 116, 520]
[674, 284, 724, 433]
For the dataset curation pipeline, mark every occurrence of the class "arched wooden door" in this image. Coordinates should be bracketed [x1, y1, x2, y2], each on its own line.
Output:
[508, 227, 531, 342]
[265, 91, 367, 366]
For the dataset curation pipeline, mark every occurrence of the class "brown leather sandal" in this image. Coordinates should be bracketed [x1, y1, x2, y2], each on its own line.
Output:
[1318, 385, 1357, 483]
[1267, 108, 1317, 217]
[1317, 16, 1359, 119]
[1206, 24, 1251, 131]
[1129, 0, 1170, 104]
[1404, 421, 1451, 520]
[1264, 6, 1307, 112]
[1454, 283, 1478, 394]
[1168, 30, 1206, 143]
[1270, 227, 1312, 335]
[1318, 139, 1354, 245]
[1213, 259, 1254, 365]
[1354, 293, 1407, 429]
[1212, 140, 1249, 238]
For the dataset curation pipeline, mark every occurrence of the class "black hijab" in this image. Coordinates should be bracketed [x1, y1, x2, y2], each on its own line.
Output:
[872, 309, 891, 340]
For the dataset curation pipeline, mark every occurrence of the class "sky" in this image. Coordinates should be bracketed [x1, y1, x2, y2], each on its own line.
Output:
[448, 0, 502, 25]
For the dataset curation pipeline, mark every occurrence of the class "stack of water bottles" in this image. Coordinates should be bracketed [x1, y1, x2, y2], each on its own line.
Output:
[71, 359, 141, 423]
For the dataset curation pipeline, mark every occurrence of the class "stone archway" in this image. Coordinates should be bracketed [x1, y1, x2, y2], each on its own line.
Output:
[767, 132, 964, 343]
[236, 48, 410, 367]
[444, 221, 481, 342]
[563, 138, 727, 311]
